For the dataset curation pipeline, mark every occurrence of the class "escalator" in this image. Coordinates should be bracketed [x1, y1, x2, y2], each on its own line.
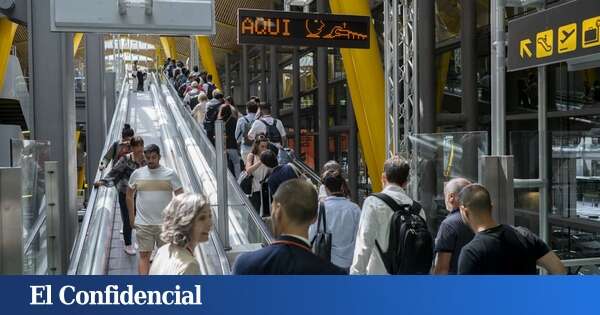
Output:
[68, 75, 272, 275]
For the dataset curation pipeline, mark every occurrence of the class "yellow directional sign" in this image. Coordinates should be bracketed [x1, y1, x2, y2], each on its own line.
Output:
[558, 23, 577, 54]
[520, 39, 533, 58]
[508, 1, 600, 72]
[536, 29, 553, 58]
[582, 16, 600, 48]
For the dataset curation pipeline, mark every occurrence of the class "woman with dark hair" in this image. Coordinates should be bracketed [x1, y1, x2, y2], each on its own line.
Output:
[245, 138, 276, 215]
[99, 124, 134, 170]
[219, 104, 241, 178]
[309, 169, 361, 270]
[318, 160, 350, 200]
[95, 136, 146, 255]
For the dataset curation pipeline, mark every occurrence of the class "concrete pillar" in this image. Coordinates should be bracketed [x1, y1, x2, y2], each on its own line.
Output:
[461, 0, 478, 131]
[417, 0, 436, 133]
[241, 45, 249, 102]
[416, 0, 437, 228]
[479, 155, 515, 225]
[269, 46, 279, 118]
[85, 33, 106, 193]
[317, 0, 329, 170]
[260, 45, 268, 103]
[292, 48, 301, 154]
[28, 0, 77, 273]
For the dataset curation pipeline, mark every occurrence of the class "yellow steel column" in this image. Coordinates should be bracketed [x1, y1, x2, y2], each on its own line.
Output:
[329, 0, 384, 192]
[196, 36, 222, 89]
[159, 36, 177, 60]
[0, 18, 18, 93]
[73, 33, 84, 56]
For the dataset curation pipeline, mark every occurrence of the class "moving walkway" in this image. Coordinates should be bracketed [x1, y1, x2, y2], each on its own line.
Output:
[68, 75, 272, 275]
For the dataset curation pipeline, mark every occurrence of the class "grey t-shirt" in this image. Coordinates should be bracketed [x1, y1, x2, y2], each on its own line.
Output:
[434, 209, 475, 274]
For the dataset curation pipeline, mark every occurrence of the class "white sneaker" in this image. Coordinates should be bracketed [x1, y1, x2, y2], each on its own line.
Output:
[124, 245, 136, 256]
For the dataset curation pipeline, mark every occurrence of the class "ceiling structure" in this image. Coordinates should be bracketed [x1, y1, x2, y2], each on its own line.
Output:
[10, 0, 274, 75]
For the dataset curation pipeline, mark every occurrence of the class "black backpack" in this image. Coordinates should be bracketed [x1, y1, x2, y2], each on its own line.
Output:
[206, 82, 216, 99]
[258, 118, 282, 144]
[189, 94, 200, 111]
[203, 101, 221, 131]
[371, 193, 433, 275]
[240, 117, 254, 146]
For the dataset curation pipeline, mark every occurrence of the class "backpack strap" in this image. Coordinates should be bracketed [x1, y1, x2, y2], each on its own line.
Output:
[371, 193, 421, 215]
[317, 202, 328, 234]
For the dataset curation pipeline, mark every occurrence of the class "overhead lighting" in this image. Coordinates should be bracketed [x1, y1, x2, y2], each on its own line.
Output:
[286, 0, 314, 7]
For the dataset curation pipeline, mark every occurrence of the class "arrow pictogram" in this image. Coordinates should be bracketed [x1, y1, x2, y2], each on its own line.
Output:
[520, 39, 533, 58]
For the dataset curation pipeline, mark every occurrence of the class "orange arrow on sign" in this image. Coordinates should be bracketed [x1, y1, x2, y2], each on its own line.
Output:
[520, 39, 533, 58]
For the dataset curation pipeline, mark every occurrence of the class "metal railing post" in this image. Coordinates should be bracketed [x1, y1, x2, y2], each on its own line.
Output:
[45, 161, 62, 275]
[215, 121, 230, 250]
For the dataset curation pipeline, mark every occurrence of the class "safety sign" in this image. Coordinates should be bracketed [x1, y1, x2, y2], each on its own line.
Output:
[508, 0, 600, 71]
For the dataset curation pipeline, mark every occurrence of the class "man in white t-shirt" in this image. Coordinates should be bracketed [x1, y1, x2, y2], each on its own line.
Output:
[127, 144, 183, 275]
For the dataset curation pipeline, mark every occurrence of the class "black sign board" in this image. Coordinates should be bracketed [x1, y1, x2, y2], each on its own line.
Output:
[237, 9, 370, 49]
[508, 0, 600, 72]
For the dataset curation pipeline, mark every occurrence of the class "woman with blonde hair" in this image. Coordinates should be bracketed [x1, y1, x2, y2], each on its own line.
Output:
[149, 193, 213, 275]
[191, 92, 209, 124]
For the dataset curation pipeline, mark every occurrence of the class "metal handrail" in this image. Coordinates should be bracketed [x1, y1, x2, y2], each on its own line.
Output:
[149, 75, 231, 274]
[67, 77, 130, 274]
[291, 158, 321, 186]
[158, 73, 274, 245]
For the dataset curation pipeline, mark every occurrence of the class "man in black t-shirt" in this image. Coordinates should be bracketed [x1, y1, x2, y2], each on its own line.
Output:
[457, 184, 566, 275]
[432, 178, 474, 274]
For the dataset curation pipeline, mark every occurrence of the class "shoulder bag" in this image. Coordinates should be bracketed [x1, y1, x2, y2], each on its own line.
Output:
[311, 202, 332, 262]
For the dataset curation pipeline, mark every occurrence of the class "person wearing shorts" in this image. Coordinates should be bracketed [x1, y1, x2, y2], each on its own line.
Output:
[127, 144, 183, 275]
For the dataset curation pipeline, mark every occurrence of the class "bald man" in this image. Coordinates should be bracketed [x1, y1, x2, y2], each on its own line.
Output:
[432, 178, 474, 274]
[457, 184, 566, 275]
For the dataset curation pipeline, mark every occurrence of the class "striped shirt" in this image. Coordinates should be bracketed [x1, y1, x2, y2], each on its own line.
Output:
[128, 165, 183, 226]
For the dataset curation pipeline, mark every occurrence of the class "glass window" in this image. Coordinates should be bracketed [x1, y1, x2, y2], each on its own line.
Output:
[300, 52, 315, 91]
[328, 82, 349, 126]
[279, 63, 293, 99]
[328, 48, 345, 81]
[301, 93, 314, 109]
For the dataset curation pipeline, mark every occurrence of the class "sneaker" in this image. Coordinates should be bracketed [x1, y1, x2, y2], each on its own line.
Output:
[124, 245, 136, 256]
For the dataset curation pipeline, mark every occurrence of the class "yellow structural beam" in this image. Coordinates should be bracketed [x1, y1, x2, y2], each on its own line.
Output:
[0, 18, 18, 93]
[195, 36, 222, 90]
[159, 36, 177, 60]
[329, 0, 384, 192]
[73, 33, 84, 56]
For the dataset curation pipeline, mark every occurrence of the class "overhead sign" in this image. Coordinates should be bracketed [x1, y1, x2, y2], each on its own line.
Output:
[50, 0, 215, 35]
[508, 0, 600, 71]
[237, 9, 370, 49]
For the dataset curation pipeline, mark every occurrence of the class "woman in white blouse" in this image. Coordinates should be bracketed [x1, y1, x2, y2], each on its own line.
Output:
[149, 193, 213, 275]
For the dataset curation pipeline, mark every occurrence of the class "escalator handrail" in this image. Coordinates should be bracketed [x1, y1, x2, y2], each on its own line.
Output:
[158, 73, 273, 244]
[67, 77, 129, 274]
[149, 74, 231, 274]
[291, 158, 322, 187]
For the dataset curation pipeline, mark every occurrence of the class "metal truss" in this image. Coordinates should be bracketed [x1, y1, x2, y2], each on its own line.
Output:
[385, 0, 418, 197]
[384, 0, 417, 158]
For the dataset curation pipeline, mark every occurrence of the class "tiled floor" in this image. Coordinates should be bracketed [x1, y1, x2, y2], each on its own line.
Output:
[107, 210, 138, 275]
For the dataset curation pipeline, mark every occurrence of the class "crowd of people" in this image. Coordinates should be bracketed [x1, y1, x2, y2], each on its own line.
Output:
[93, 61, 568, 276]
